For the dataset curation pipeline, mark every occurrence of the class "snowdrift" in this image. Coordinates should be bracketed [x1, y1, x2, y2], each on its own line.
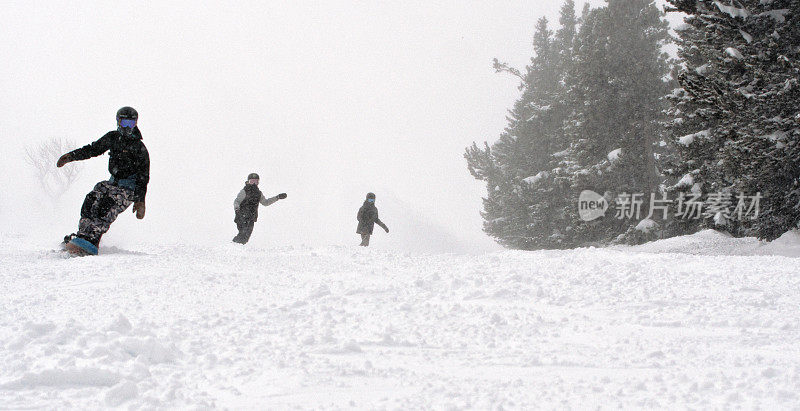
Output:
[1, 232, 799, 408]
[623, 229, 800, 257]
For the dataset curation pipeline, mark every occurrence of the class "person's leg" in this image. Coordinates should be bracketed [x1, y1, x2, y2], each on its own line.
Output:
[233, 220, 246, 243]
[77, 181, 133, 246]
[76, 182, 103, 242]
[362, 234, 371, 246]
[238, 221, 255, 244]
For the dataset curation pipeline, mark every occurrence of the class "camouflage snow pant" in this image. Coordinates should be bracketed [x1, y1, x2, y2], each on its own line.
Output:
[77, 181, 134, 245]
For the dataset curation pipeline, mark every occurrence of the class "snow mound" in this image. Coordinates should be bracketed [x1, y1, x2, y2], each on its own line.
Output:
[623, 229, 800, 257]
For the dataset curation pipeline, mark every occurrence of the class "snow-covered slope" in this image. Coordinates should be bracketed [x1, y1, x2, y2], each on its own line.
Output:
[1, 232, 799, 409]
[623, 229, 800, 257]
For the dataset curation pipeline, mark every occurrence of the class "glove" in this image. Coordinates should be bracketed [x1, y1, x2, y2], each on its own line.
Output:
[56, 153, 72, 168]
[384, 226, 389, 233]
[133, 201, 146, 219]
[277, 193, 287, 199]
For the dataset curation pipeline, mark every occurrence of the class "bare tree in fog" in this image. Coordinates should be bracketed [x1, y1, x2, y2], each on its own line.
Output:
[25, 138, 83, 204]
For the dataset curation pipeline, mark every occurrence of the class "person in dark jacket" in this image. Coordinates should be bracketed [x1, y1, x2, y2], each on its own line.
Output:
[357, 192, 389, 246]
[56, 106, 150, 256]
[233, 173, 287, 244]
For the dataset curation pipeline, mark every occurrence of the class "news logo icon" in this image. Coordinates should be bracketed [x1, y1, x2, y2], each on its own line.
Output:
[579, 190, 609, 221]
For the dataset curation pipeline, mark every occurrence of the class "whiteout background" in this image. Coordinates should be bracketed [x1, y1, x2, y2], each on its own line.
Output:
[0, 1, 682, 253]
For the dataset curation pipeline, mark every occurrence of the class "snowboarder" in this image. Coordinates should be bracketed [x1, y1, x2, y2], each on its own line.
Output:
[57, 106, 150, 256]
[233, 173, 287, 244]
[356, 192, 389, 246]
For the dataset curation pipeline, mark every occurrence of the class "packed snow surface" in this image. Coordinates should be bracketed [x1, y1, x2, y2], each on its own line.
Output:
[2, 230, 799, 408]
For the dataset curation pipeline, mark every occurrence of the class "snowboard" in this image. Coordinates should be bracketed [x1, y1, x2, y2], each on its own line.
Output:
[62, 236, 99, 256]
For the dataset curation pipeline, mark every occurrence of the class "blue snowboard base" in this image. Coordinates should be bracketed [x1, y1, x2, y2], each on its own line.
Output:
[65, 237, 99, 256]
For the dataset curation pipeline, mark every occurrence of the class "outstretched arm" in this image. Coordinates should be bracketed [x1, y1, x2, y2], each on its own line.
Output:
[57, 134, 111, 167]
[260, 192, 287, 207]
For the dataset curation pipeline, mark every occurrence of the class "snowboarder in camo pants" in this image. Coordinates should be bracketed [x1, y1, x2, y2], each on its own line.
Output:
[356, 192, 389, 246]
[57, 107, 150, 256]
[233, 173, 287, 244]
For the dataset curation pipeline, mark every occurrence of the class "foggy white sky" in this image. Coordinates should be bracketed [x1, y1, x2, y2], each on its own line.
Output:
[0, 1, 680, 252]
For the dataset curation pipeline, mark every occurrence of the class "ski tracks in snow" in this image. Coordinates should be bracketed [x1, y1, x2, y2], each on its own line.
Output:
[1, 234, 799, 408]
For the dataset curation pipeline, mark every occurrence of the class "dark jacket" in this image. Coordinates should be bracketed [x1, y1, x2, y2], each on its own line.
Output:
[357, 201, 387, 235]
[234, 184, 279, 223]
[68, 128, 150, 202]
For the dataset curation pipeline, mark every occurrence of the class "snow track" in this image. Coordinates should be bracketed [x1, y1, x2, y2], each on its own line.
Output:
[1, 231, 799, 408]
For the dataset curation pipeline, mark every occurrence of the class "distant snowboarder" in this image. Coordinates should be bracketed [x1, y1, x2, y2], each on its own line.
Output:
[356, 192, 389, 246]
[57, 107, 150, 256]
[233, 173, 287, 244]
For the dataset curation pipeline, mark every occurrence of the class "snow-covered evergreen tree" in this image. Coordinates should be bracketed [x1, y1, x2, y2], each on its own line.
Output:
[466, 3, 576, 249]
[666, 0, 800, 240]
[467, 0, 674, 249]
[555, 0, 673, 245]
[522, 0, 582, 249]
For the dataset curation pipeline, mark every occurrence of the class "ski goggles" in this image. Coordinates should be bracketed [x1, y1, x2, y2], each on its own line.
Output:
[248, 178, 260, 185]
[367, 198, 375, 202]
[118, 119, 137, 128]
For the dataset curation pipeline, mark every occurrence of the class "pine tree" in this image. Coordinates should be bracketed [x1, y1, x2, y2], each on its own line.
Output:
[666, 0, 800, 240]
[467, 0, 674, 249]
[556, 0, 673, 245]
[466, 13, 570, 249]
[521, 0, 581, 248]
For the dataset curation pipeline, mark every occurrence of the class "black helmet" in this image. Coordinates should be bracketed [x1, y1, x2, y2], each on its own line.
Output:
[366, 192, 376, 200]
[116, 106, 138, 121]
[248, 173, 260, 180]
[116, 107, 138, 137]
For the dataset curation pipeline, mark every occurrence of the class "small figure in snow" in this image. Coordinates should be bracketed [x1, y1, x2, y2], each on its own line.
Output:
[356, 192, 389, 246]
[57, 107, 150, 256]
[233, 173, 287, 244]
